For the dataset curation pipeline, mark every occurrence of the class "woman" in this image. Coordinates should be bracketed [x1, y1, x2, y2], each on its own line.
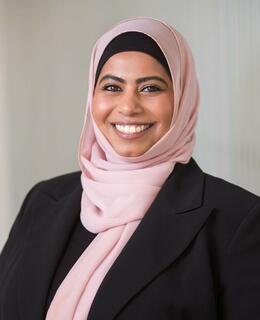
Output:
[0, 16, 259, 320]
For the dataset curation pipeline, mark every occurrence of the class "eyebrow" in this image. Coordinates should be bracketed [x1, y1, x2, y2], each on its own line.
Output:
[98, 74, 169, 87]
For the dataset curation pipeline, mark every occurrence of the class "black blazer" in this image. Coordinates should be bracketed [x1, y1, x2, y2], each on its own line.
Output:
[0, 158, 260, 320]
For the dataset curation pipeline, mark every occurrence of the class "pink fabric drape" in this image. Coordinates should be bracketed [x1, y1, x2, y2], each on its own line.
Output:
[46, 16, 200, 320]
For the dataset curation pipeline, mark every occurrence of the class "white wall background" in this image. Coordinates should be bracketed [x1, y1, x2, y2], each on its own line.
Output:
[1, 0, 260, 250]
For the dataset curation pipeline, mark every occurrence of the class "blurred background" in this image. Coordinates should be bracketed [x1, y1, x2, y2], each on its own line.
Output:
[0, 0, 260, 250]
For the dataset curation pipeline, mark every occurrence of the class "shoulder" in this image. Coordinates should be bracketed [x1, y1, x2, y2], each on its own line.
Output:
[11, 171, 81, 235]
[182, 158, 259, 209]
[31, 170, 82, 201]
[13, 170, 81, 223]
[204, 171, 259, 208]
[202, 170, 260, 240]
[0, 171, 81, 261]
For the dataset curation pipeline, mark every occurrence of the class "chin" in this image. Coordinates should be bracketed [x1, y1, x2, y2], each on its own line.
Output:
[113, 147, 147, 157]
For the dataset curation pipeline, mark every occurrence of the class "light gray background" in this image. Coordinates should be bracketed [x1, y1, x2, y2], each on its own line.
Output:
[1, 0, 260, 250]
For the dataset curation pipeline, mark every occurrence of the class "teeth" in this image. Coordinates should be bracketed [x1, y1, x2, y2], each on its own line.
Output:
[115, 124, 151, 134]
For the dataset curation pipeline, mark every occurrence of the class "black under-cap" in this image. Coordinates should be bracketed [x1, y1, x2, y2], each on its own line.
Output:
[94, 31, 172, 87]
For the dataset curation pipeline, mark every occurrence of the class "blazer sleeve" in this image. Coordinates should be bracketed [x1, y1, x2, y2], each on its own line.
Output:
[0, 181, 43, 270]
[219, 198, 260, 320]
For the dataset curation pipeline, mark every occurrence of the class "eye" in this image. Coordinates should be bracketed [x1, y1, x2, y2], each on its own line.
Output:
[102, 84, 122, 92]
[141, 85, 162, 93]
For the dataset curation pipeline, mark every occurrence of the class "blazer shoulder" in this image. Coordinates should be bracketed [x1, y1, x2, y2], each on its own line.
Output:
[204, 172, 259, 211]
[33, 170, 82, 201]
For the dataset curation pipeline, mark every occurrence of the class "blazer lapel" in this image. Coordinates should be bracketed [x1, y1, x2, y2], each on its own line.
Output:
[87, 158, 214, 320]
[18, 179, 89, 320]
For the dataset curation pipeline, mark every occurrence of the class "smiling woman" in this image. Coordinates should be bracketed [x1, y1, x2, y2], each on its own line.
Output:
[90, 30, 175, 158]
[92, 50, 174, 157]
[0, 16, 260, 320]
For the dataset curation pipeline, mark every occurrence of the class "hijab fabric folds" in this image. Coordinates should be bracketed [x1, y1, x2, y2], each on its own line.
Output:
[46, 16, 200, 319]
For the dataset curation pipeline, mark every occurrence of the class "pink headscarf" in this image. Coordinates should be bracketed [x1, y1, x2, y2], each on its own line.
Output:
[46, 16, 199, 319]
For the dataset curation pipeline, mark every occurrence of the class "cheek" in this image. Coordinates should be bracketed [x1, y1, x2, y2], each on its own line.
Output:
[151, 97, 173, 128]
[92, 96, 113, 125]
[162, 96, 174, 128]
[165, 105, 174, 127]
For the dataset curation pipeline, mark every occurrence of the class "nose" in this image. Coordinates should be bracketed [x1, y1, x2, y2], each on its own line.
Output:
[118, 90, 143, 116]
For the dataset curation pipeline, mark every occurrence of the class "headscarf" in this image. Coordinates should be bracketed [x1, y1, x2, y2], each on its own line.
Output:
[46, 16, 200, 320]
[94, 30, 172, 85]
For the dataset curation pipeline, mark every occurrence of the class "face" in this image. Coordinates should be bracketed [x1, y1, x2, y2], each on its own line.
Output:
[92, 51, 174, 157]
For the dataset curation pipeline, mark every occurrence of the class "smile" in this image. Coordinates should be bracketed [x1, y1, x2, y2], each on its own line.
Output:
[111, 123, 154, 140]
[114, 124, 153, 134]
